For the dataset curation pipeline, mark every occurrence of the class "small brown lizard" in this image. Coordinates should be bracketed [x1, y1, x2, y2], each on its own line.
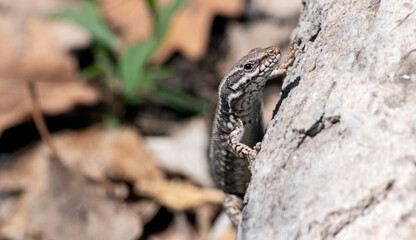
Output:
[209, 42, 298, 227]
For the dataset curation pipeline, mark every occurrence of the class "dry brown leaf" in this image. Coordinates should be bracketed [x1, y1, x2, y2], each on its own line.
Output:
[148, 227, 182, 240]
[0, 18, 80, 82]
[0, 124, 165, 239]
[99, 0, 154, 43]
[208, 213, 235, 240]
[216, 228, 236, 240]
[144, 117, 213, 187]
[135, 179, 223, 211]
[42, 19, 91, 53]
[0, 124, 221, 238]
[154, 0, 245, 63]
[133, 200, 162, 224]
[148, 228, 183, 240]
[0, 3, 97, 135]
[99, 0, 245, 63]
[52, 125, 165, 182]
[0, 80, 99, 136]
[0, 0, 89, 81]
[0, 152, 141, 240]
[195, 204, 219, 239]
[50, 125, 222, 212]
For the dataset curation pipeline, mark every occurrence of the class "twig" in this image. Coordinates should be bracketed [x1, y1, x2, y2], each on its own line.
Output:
[28, 81, 62, 160]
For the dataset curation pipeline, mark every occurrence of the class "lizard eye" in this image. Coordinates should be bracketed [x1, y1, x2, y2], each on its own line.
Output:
[243, 63, 253, 71]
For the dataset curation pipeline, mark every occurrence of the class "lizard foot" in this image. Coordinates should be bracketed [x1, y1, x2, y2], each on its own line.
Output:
[254, 142, 262, 152]
[274, 41, 299, 76]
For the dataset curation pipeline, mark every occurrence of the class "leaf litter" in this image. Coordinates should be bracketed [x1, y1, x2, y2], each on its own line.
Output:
[0, 125, 224, 239]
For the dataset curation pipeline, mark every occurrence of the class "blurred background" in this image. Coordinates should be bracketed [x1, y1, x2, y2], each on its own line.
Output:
[0, 0, 301, 239]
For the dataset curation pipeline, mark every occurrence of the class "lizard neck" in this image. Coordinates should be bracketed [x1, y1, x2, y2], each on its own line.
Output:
[218, 90, 264, 118]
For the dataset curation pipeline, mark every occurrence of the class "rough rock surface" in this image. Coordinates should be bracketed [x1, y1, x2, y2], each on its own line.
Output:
[239, 0, 416, 239]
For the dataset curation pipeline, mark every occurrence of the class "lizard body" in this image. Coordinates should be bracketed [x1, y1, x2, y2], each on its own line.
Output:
[209, 44, 297, 227]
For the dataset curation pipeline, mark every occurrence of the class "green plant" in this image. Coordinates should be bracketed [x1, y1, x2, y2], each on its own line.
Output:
[50, 0, 205, 126]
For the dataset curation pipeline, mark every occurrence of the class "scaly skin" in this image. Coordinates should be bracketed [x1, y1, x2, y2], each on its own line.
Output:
[209, 43, 298, 227]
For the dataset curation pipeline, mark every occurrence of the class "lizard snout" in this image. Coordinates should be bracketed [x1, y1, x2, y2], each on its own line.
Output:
[266, 47, 280, 56]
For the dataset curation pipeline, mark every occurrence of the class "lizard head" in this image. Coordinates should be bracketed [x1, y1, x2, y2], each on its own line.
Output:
[219, 46, 282, 114]
[236, 46, 281, 79]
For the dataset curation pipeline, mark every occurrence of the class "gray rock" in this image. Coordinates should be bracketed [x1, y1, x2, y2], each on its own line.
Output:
[239, 0, 416, 239]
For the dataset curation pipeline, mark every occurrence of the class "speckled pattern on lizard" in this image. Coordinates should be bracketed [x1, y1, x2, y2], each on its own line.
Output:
[209, 42, 298, 227]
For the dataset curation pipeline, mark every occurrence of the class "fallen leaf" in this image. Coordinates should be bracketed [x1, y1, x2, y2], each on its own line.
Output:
[0, 153, 141, 240]
[195, 204, 219, 240]
[208, 213, 235, 240]
[144, 117, 214, 187]
[216, 228, 236, 240]
[153, 0, 245, 63]
[133, 200, 162, 225]
[45, 19, 91, 51]
[99, 0, 153, 44]
[52, 125, 165, 182]
[0, 80, 99, 136]
[0, 2, 97, 135]
[0, 17, 87, 82]
[136, 179, 223, 211]
[0, 124, 165, 239]
[20, 20, 77, 81]
[0, 124, 223, 238]
[51, 125, 222, 211]
[99, 0, 245, 63]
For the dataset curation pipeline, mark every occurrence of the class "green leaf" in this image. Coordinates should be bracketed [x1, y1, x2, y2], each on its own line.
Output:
[146, 66, 174, 81]
[155, 87, 205, 115]
[104, 112, 121, 129]
[130, 67, 173, 98]
[119, 40, 159, 101]
[80, 64, 103, 79]
[136, 67, 173, 93]
[93, 43, 117, 79]
[49, 1, 119, 50]
[118, 0, 187, 102]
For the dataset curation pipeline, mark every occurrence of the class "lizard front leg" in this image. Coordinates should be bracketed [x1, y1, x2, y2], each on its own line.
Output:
[228, 118, 259, 167]
[272, 42, 299, 76]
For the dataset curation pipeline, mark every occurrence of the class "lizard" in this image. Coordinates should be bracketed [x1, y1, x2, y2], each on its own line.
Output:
[209, 42, 298, 227]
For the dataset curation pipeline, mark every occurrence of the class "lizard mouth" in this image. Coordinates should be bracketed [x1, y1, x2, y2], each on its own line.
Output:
[258, 47, 281, 76]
